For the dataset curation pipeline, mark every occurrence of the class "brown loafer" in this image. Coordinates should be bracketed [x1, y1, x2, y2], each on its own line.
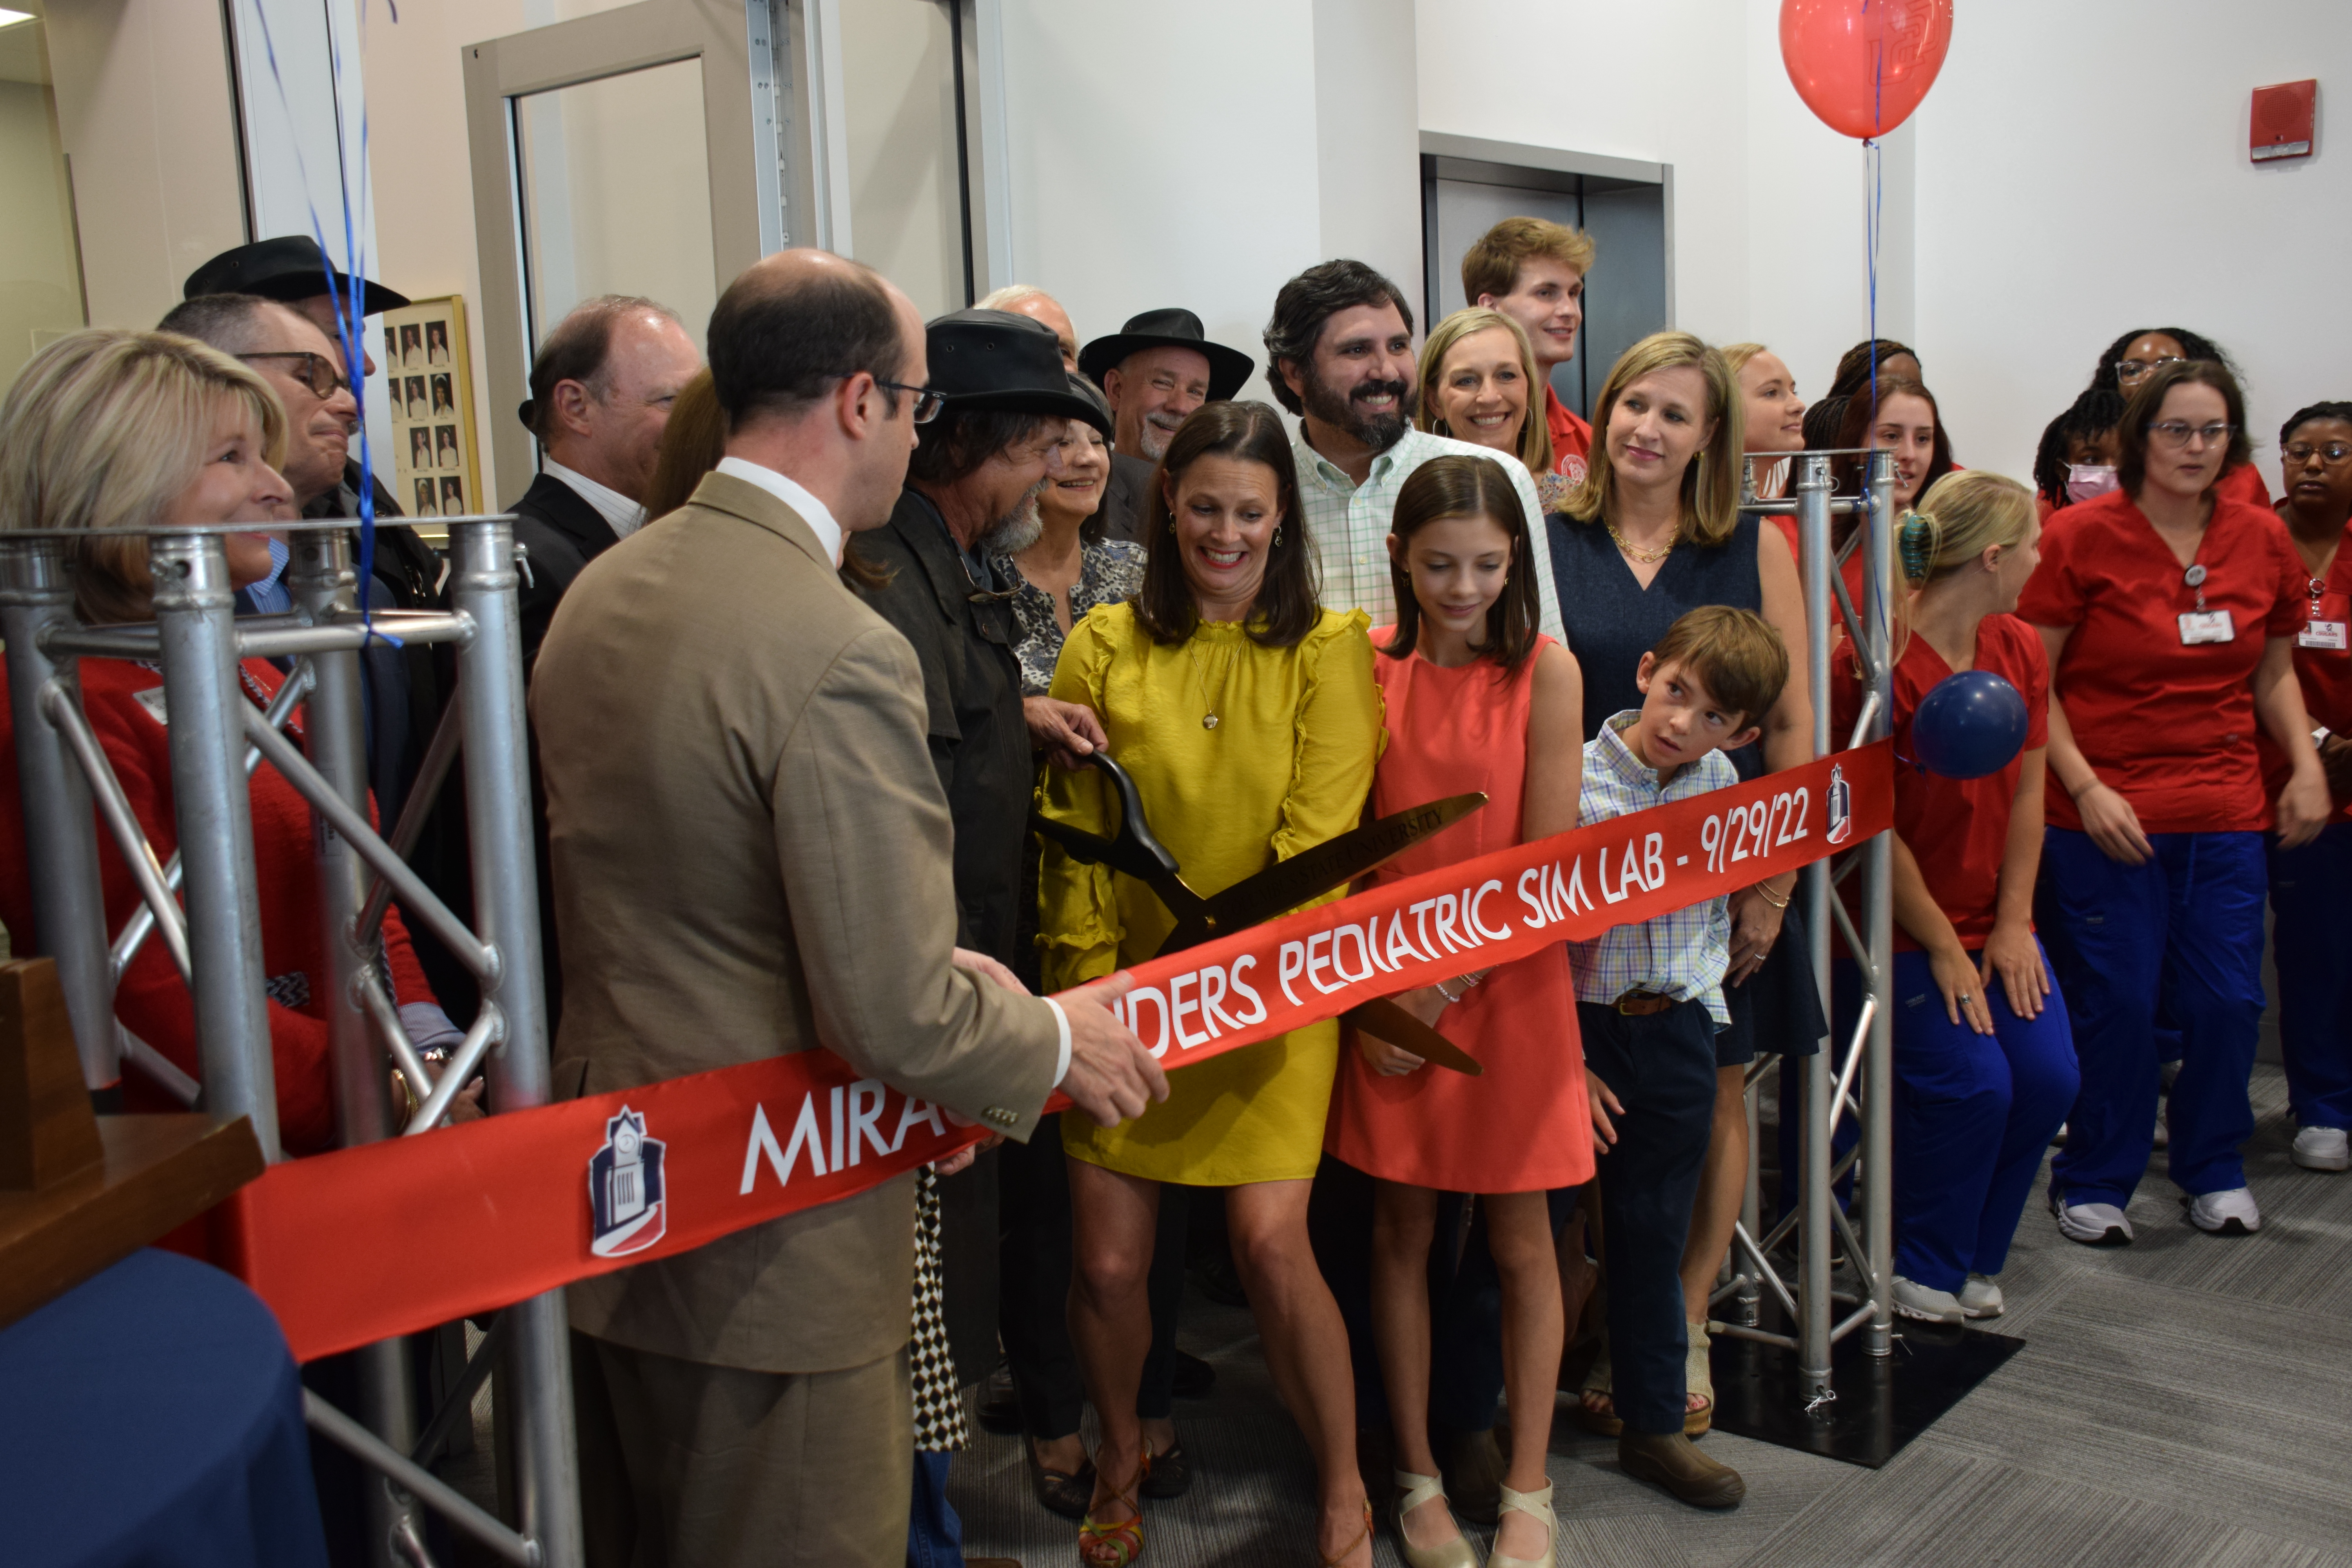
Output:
[1617, 1431, 1745, 1509]
[1438, 1425, 1504, 1527]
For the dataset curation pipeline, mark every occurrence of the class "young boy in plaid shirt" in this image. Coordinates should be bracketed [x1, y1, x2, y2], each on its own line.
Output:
[1572, 605, 1789, 1510]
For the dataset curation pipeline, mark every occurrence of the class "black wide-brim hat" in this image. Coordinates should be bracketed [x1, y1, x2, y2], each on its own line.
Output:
[183, 235, 410, 316]
[928, 309, 1112, 435]
[1078, 308, 1254, 402]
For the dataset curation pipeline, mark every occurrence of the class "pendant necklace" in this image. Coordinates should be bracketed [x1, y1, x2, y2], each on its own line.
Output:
[1606, 517, 1675, 566]
[1187, 635, 1240, 730]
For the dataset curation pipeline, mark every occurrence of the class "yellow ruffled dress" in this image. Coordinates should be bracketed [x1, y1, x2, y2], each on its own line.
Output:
[1038, 603, 1381, 1186]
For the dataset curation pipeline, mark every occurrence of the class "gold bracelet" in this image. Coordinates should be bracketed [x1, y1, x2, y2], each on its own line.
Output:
[1757, 883, 1792, 909]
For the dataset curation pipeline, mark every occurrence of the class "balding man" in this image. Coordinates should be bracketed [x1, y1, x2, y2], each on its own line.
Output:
[533, 249, 1163, 1568]
[509, 294, 703, 670]
[975, 283, 1079, 369]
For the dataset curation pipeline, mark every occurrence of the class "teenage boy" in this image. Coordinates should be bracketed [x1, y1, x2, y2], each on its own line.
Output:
[1573, 605, 1789, 1511]
[1463, 216, 1597, 483]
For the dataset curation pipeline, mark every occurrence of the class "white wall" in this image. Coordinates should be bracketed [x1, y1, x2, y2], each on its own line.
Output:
[1418, 0, 2348, 482]
[1913, 0, 2352, 482]
[996, 0, 1422, 410]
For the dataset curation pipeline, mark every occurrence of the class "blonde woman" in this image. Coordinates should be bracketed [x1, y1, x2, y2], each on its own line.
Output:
[1415, 308, 1559, 506]
[0, 329, 466, 1151]
[1827, 472, 2076, 1322]
[1721, 343, 1808, 511]
[1548, 332, 1817, 1501]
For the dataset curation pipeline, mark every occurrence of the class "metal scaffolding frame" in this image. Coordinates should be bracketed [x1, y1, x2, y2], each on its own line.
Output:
[0, 517, 581, 1568]
[1708, 448, 1899, 1405]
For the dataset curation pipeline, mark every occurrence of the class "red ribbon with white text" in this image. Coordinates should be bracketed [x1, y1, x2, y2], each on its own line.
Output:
[208, 742, 1890, 1361]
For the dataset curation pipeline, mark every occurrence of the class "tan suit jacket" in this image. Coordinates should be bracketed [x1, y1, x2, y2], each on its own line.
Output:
[532, 469, 1063, 1374]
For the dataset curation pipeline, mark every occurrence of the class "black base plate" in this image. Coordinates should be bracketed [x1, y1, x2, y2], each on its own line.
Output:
[1707, 1313, 2024, 1467]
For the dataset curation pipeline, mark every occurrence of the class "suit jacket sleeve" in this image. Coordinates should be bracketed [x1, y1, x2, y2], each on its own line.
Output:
[772, 622, 1060, 1138]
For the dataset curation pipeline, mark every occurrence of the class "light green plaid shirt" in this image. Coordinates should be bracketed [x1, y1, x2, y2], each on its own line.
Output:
[1290, 428, 1564, 639]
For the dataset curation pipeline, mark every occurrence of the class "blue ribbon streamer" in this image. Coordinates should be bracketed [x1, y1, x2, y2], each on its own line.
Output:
[246, 0, 399, 648]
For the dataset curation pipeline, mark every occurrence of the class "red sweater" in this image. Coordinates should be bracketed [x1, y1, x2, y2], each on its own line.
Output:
[0, 657, 439, 1153]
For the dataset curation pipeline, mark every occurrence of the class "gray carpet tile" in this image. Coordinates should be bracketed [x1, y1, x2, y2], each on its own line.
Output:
[954, 1064, 2352, 1565]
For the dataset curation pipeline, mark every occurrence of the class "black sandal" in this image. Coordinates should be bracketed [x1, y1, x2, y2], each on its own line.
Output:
[1140, 1438, 1192, 1499]
[1026, 1439, 1096, 1521]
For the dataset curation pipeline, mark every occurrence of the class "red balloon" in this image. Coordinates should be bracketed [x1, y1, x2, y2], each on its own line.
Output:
[1780, 0, 1954, 140]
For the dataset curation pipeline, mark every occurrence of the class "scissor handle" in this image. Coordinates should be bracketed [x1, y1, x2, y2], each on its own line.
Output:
[1087, 751, 1183, 883]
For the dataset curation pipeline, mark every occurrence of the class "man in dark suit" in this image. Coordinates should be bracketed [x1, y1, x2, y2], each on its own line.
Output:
[507, 295, 704, 670]
[1079, 308, 1254, 542]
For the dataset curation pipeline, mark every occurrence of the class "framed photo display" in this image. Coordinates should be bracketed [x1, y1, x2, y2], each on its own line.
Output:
[379, 295, 483, 531]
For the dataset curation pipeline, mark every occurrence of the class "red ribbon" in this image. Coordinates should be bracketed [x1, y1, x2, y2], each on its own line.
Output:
[212, 743, 1891, 1361]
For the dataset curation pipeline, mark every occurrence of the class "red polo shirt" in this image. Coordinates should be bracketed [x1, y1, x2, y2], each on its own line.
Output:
[2018, 488, 2306, 834]
[1831, 615, 2049, 950]
[1545, 387, 1593, 485]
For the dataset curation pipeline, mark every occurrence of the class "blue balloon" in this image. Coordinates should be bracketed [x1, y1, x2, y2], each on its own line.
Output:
[1911, 669, 2028, 779]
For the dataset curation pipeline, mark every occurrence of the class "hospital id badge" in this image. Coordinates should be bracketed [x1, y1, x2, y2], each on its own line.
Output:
[2300, 619, 2348, 650]
[2178, 610, 2235, 645]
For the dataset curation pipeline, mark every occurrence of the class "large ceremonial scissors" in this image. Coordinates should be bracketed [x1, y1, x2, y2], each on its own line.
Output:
[1031, 751, 1491, 1074]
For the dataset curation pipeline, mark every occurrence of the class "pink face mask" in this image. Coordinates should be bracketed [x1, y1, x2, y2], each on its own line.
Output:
[2066, 464, 2120, 503]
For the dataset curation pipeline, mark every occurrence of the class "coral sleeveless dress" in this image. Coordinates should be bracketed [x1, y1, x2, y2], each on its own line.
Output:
[1324, 631, 1594, 1194]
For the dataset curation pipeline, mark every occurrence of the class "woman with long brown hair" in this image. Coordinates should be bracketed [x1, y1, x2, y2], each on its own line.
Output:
[1040, 400, 1382, 1566]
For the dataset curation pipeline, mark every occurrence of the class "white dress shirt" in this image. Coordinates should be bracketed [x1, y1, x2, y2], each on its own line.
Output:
[543, 458, 650, 540]
[713, 454, 1073, 1084]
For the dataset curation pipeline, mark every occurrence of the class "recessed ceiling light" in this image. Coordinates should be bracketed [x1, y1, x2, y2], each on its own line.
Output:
[0, 9, 36, 28]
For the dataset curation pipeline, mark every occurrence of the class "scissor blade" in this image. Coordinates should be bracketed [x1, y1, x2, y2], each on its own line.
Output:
[1345, 998, 1484, 1076]
[1176, 792, 1486, 947]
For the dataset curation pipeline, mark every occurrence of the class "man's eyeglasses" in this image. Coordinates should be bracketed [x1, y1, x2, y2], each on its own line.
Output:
[2285, 441, 2352, 465]
[2116, 355, 2185, 384]
[830, 373, 944, 423]
[239, 351, 349, 401]
[2147, 420, 2233, 450]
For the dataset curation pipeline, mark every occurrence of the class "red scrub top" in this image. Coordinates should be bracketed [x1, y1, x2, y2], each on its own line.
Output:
[2219, 461, 2272, 510]
[1545, 386, 1593, 485]
[2018, 488, 2306, 835]
[2256, 518, 2352, 815]
[1832, 616, 2048, 951]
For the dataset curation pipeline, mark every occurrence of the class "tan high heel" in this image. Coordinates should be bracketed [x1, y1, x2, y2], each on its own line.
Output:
[1484, 1479, 1557, 1568]
[1390, 1470, 1477, 1568]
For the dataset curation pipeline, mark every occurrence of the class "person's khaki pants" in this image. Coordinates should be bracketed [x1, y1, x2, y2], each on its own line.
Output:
[581, 1334, 911, 1568]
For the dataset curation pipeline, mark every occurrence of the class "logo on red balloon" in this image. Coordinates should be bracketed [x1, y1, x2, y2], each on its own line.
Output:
[1780, 0, 1955, 141]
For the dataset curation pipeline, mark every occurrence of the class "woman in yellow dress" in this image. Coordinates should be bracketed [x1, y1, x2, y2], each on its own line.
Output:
[1040, 399, 1382, 1567]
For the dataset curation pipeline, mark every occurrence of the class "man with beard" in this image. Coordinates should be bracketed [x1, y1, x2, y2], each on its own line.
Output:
[1080, 307, 1256, 542]
[1266, 259, 1564, 639]
[857, 307, 1113, 961]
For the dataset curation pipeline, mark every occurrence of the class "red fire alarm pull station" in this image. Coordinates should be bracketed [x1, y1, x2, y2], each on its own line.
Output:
[2251, 79, 2317, 163]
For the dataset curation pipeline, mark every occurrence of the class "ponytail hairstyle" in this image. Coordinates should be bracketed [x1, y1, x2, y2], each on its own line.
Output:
[1883, 470, 2036, 666]
[1384, 453, 1540, 669]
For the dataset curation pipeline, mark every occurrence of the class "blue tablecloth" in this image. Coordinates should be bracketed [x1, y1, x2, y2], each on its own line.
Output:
[1, 1248, 328, 1568]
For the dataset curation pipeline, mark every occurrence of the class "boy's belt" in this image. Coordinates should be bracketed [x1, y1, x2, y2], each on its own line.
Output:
[1612, 989, 1676, 1016]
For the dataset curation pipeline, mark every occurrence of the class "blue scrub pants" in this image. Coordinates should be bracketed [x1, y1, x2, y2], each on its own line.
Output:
[2268, 820, 2352, 1132]
[2040, 829, 2267, 1206]
[1834, 949, 2078, 1290]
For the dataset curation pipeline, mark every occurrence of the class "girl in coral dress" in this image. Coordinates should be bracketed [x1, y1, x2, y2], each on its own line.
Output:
[1324, 454, 1593, 1568]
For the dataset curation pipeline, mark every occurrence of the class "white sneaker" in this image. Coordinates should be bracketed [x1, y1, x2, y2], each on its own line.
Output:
[2292, 1126, 2350, 1172]
[2186, 1187, 2261, 1235]
[1893, 1277, 1965, 1324]
[1958, 1274, 2004, 1318]
[2050, 1193, 2133, 1245]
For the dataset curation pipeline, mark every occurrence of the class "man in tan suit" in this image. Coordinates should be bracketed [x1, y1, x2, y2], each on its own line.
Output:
[532, 249, 1166, 1567]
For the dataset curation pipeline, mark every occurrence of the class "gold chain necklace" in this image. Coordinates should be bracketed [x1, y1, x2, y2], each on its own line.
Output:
[1606, 517, 1675, 565]
[1186, 635, 1241, 730]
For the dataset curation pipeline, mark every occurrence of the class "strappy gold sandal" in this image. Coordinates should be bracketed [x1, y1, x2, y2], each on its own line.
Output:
[1078, 1447, 1149, 1568]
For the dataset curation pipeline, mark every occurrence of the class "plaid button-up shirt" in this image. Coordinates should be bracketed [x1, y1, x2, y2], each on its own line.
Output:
[1570, 711, 1735, 1025]
[1291, 428, 1564, 639]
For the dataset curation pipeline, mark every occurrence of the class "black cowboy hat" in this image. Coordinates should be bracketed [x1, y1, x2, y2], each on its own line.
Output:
[183, 235, 410, 316]
[1078, 308, 1254, 402]
[928, 310, 1112, 435]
